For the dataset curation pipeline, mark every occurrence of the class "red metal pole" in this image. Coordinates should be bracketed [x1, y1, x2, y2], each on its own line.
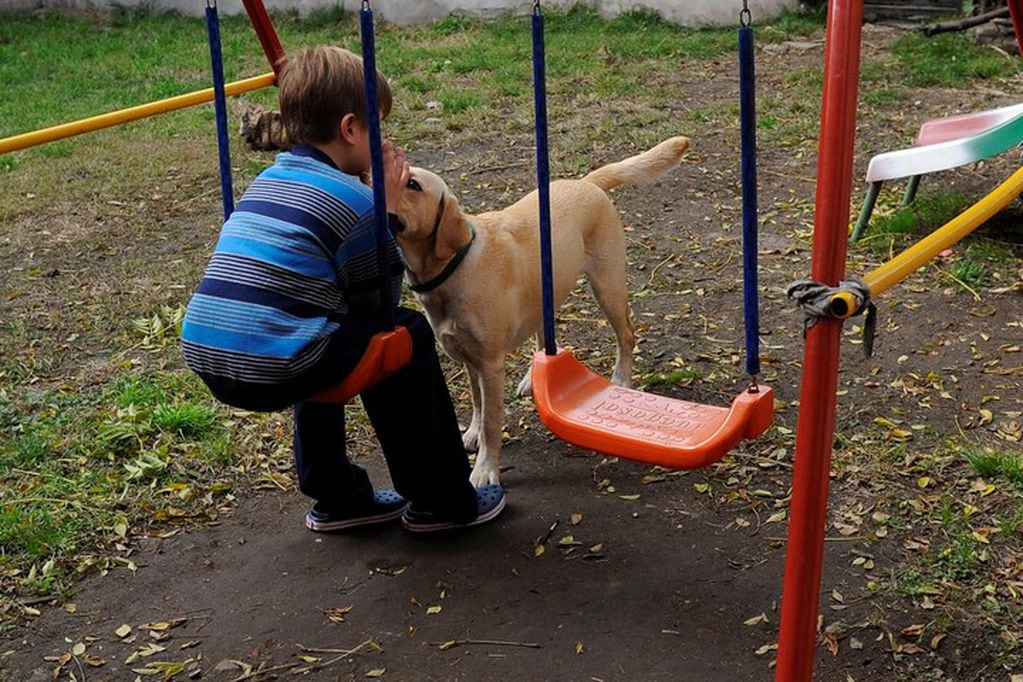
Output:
[775, 1, 864, 680]
[242, 0, 286, 74]
[1008, 0, 1023, 60]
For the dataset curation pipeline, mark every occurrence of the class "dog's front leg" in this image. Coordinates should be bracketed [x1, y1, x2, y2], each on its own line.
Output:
[469, 358, 505, 487]
[462, 364, 482, 452]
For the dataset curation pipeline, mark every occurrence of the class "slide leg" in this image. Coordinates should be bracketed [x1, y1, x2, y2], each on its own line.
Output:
[851, 181, 882, 242]
[902, 175, 921, 206]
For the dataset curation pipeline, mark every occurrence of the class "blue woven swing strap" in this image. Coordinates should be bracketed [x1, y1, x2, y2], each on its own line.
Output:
[205, 0, 235, 221]
[532, 2, 557, 356]
[360, 0, 395, 330]
[739, 1, 761, 379]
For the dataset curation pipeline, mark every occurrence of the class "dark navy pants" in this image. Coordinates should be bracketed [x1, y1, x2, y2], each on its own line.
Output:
[292, 308, 478, 522]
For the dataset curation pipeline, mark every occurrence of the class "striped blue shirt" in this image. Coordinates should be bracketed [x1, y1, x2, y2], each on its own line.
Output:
[181, 145, 403, 386]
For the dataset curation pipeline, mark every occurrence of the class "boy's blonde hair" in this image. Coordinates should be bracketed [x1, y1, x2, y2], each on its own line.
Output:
[277, 45, 393, 146]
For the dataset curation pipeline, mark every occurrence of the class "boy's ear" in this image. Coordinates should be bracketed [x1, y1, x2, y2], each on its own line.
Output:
[337, 113, 359, 145]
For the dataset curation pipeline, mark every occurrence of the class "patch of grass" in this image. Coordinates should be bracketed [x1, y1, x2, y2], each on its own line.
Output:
[966, 239, 1015, 264]
[965, 447, 1003, 477]
[948, 259, 988, 289]
[996, 505, 1023, 536]
[436, 89, 481, 115]
[400, 75, 436, 95]
[964, 447, 1023, 486]
[0, 369, 276, 601]
[862, 87, 905, 107]
[897, 569, 941, 597]
[153, 401, 218, 438]
[766, 6, 827, 36]
[640, 368, 701, 388]
[866, 191, 972, 257]
[0, 3, 829, 173]
[891, 32, 1021, 87]
[874, 207, 918, 237]
[6, 431, 53, 468]
[783, 66, 824, 93]
[933, 533, 981, 581]
[113, 374, 169, 409]
[0, 506, 76, 566]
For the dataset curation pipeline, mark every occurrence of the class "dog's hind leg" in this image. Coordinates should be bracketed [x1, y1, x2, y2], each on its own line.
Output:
[469, 357, 506, 487]
[586, 240, 635, 388]
[515, 366, 533, 398]
[462, 364, 482, 452]
[515, 332, 542, 398]
[595, 285, 635, 387]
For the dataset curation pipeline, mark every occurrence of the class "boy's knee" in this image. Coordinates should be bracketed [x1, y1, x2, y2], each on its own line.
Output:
[395, 308, 435, 349]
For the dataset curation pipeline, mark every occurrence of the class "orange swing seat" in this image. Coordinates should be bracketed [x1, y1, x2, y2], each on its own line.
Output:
[311, 327, 413, 404]
[532, 349, 773, 470]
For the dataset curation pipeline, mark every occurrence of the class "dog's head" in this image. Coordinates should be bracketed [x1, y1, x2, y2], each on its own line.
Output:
[394, 167, 470, 265]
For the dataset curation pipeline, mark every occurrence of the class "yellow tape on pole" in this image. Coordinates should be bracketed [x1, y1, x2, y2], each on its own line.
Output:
[0, 72, 276, 156]
[862, 166, 1023, 296]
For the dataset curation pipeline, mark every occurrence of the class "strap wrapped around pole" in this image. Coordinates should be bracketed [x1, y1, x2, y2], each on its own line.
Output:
[786, 279, 877, 357]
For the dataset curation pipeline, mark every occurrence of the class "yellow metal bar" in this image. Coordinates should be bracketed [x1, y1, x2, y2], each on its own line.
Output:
[828, 290, 859, 319]
[828, 166, 1023, 316]
[0, 72, 276, 156]
[863, 166, 1023, 295]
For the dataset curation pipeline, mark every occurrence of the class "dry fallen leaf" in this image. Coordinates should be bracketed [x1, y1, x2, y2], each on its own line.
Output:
[900, 623, 925, 637]
[324, 606, 355, 624]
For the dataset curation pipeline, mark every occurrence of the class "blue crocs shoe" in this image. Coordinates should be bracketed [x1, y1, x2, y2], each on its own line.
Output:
[304, 489, 409, 532]
[400, 484, 506, 533]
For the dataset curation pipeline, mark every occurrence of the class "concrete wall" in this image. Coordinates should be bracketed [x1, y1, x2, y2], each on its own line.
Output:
[5, 0, 800, 27]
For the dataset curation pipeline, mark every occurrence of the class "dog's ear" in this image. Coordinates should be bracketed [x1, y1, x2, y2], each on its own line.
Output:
[433, 191, 470, 262]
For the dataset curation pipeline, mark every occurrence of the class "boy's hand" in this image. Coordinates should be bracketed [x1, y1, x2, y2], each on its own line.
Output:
[381, 141, 410, 214]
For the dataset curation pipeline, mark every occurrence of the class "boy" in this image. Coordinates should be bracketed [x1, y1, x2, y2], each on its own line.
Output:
[181, 46, 504, 533]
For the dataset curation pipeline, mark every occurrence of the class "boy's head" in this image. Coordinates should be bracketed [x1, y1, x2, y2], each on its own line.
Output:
[278, 46, 393, 146]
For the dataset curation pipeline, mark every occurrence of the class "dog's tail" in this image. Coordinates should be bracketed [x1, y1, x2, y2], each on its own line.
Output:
[581, 136, 690, 192]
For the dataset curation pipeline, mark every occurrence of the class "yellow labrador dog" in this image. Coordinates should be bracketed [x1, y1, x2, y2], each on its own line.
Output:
[394, 137, 691, 486]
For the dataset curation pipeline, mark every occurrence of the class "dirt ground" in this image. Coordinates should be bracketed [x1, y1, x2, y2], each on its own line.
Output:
[0, 451, 880, 682]
[2, 21, 1023, 682]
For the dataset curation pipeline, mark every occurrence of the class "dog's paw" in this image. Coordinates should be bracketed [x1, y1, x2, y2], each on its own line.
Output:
[515, 370, 533, 398]
[469, 460, 501, 487]
[611, 371, 633, 389]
